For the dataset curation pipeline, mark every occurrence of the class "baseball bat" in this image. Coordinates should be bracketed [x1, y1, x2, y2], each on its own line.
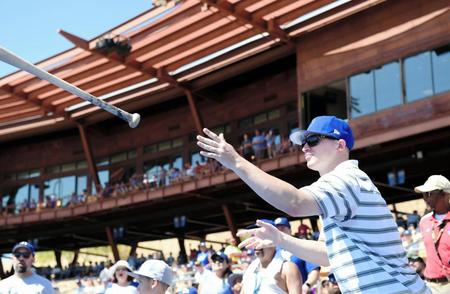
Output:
[0, 46, 140, 128]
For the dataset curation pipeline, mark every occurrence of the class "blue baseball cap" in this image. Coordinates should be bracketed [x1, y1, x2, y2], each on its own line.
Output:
[274, 217, 291, 228]
[290, 116, 354, 150]
[246, 219, 274, 229]
[211, 251, 229, 263]
[12, 241, 35, 255]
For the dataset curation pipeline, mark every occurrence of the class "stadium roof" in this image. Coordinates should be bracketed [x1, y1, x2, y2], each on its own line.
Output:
[0, 0, 386, 142]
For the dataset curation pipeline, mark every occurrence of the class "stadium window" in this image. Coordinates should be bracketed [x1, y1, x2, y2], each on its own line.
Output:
[76, 175, 87, 195]
[128, 150, 137, 159]
[144, 144, 158, 153]
[172, 138, 183, 148]
[61, 162, 76, 172]
[239, 117, 253, 128]
[77, 161, 88, 170]
[110, 152, 127, 164]
[46, 165, 61, 174]
[15, 184, 29, 212]
[96, 157, 109, 167]
[29, 169, 40, 178]
[30, 184, 39, 204]
[158, 140, 171, 151]
[253, 113, 267, 124]
[404, 51, 434, 102]
[267, 109, 281, 120]
[17, 171, 30, 180]
[349, 71, 376, 118]
[5, 173, 16, 180]
[374, 61, 402, 111]
[431, 44, 450, 94]
[191, 152, 205, 166]
[91, 170, 109, 195]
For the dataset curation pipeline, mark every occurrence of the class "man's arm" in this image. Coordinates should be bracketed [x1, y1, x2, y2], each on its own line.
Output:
[238, 221, 330, 266]
[284, 262, 302, 294]
[197, 129, 320, 217]
[303, 268, 320, 294]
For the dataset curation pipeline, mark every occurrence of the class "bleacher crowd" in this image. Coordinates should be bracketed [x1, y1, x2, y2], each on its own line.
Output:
[5, 128, 295, 216]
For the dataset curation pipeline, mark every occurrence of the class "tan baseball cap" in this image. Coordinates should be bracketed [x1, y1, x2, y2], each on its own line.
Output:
[414, 175, 450, 193]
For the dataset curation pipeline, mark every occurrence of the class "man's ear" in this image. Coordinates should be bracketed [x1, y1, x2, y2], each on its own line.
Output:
[336, 139, 347, 151]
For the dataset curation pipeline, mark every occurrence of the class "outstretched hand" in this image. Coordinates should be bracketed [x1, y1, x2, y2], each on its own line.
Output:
[237, 220, 283, 250]
[196, 128, 240, 170]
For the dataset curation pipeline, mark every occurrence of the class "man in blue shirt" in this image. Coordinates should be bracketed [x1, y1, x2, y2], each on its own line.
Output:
[274, 217, 320, 293]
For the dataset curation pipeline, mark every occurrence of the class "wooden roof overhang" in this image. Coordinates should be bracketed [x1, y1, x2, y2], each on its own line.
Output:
[0, 0, 388, 142]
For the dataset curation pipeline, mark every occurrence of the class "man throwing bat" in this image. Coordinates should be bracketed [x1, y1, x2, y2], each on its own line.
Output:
[197, 115, 429, 293]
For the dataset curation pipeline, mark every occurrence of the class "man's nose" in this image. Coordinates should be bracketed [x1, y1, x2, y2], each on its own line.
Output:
[302, 144, 310, 153]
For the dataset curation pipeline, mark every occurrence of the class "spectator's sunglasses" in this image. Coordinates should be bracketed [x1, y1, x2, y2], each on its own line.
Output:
[13, 251, 32, 259]
[422, 190, 442, 199]
[301, 134, 338, 148]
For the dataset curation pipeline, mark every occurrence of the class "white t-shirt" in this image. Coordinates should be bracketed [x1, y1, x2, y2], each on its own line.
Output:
[0, 273, 54, 294]
[104, 283, 138, 294]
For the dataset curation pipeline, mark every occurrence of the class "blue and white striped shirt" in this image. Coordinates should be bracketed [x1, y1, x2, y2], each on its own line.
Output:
[302, 160, 429, 293]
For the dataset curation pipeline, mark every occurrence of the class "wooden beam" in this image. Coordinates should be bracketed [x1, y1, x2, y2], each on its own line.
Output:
[129, 241, 138, 257]
[185, 89, 204, 134]
[77, 124, 101, 192]
[58, 30, 90, 50]
[201, 0, 293, 46]
[71, 249, 79, 267]
[105, 226, 120, 262]
[0, 257, 5, 279]
[54, 250, 62, 269]
[222, 204, 239, 243]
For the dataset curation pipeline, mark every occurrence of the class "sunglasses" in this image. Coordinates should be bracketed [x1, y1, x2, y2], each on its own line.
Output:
[422, 190, 442, 199]
[13, 252, 32, 259]
[301, 134, 337, 148]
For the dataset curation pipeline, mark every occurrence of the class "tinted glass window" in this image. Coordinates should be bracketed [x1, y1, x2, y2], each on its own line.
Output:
[349, 71, 376, 118]
[432, 45, 450, 94]
[404, 52, 433, 101]
[374, 62, 402, 110]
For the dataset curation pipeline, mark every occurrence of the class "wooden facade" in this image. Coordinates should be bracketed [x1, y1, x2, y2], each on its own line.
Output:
[0, 0, 449, 258]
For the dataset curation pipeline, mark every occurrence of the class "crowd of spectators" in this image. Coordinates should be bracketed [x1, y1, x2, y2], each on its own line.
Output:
[1, 210, 431, 293]
[5, 128, 296, 216]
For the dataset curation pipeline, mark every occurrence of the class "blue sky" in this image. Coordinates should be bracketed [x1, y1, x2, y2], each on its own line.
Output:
[0, 0, 152, 77]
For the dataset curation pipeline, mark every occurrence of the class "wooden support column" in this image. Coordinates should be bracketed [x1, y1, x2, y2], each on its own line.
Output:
[0, 256, 5, 279]
[185, 90, 204, 134]
[129, 241, 138, 258]
[177, 235, 188, 265]
[309, 216, 319, 233]
[222, 204, 240, 243]
[54, 250, 62, 269]
[297, 93, 305, 129]
[77, 124, 102, 193]
[106, 226, 120, 262]
[136, 146, 144, 175]
[71, 249, 79, 267]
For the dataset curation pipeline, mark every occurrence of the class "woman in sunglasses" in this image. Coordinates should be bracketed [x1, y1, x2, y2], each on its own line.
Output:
[198, 251, 233, 294]
[197, 115, 429, 293]
[105, 260, 138, 294]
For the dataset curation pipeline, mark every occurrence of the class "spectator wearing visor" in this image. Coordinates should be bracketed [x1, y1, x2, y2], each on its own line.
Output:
[0, 241, 54, 293]
[198, 251, 232, 294]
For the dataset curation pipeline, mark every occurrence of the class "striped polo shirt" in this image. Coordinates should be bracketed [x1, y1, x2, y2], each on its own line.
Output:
[301, 160, 429, 293]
